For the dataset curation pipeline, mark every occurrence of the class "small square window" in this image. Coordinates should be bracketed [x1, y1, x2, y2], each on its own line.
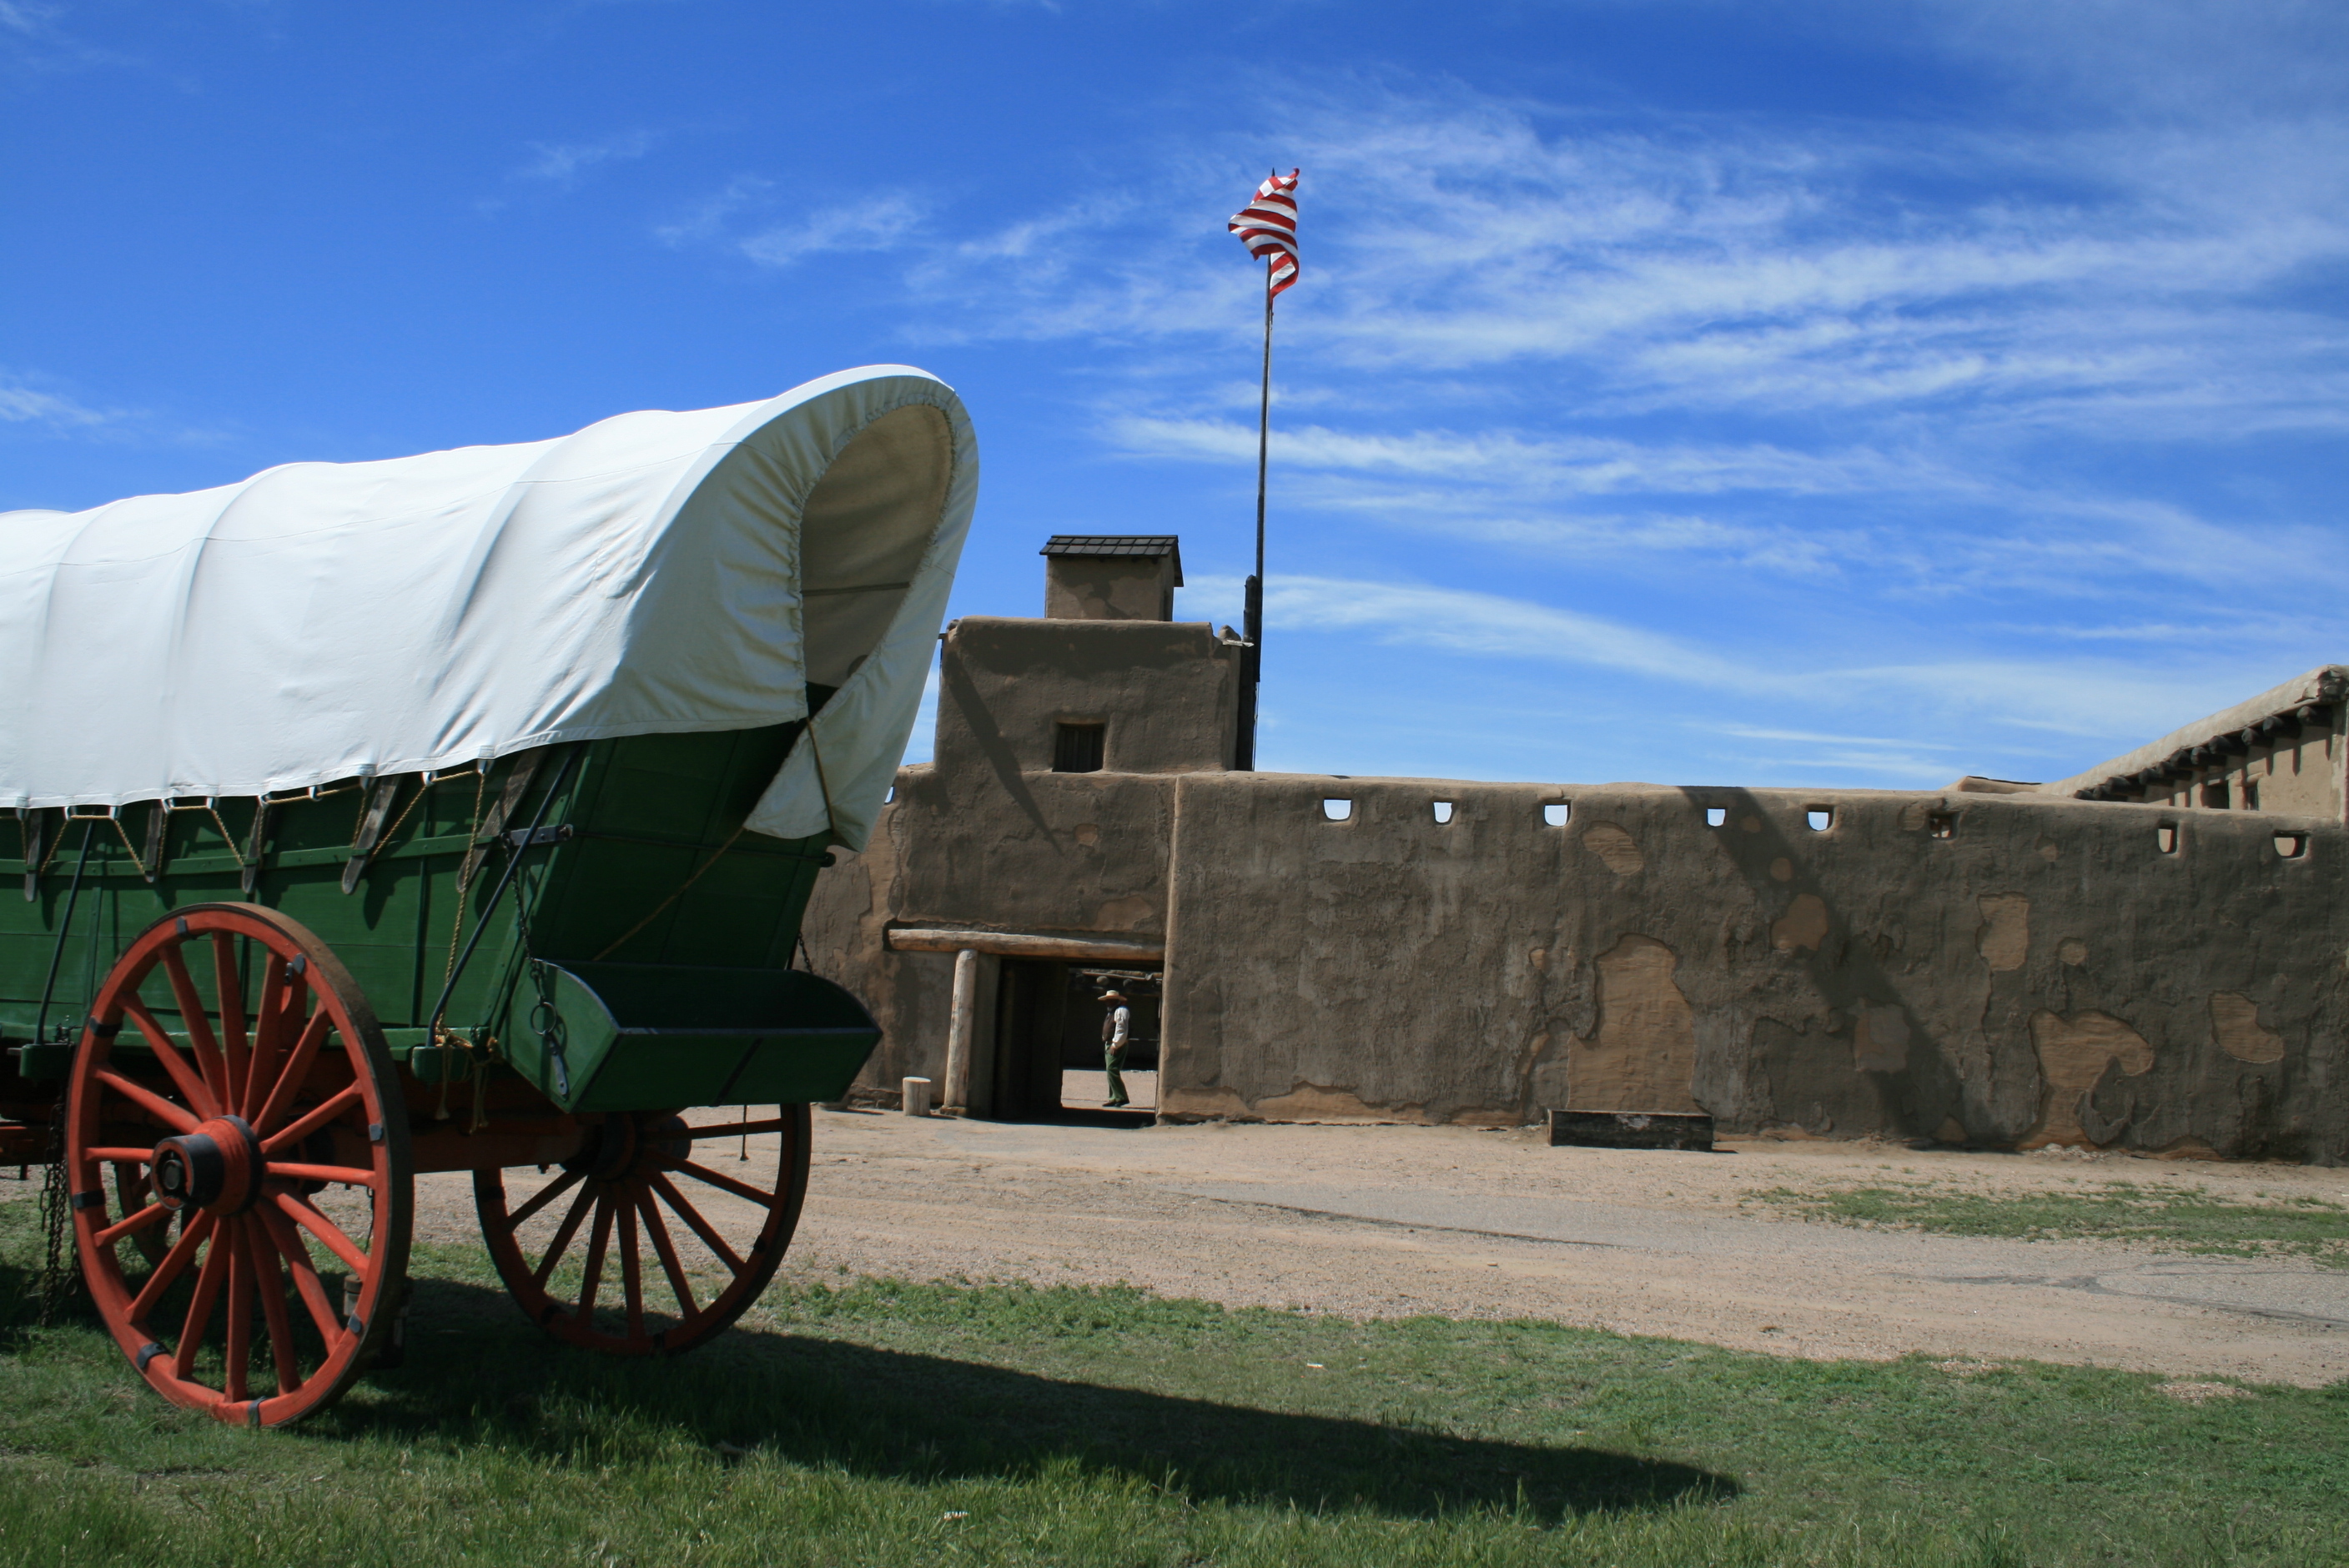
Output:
[1322, 798, 1353, 822]
[1053, 722, 1105, 773]
[1542, 802, 1570, 827]
[1806, 807, 1834, 832]
[1705, 807, 1727, 827]
[1432, 801, 1455, 824]
[2201, 780, 2229, 810]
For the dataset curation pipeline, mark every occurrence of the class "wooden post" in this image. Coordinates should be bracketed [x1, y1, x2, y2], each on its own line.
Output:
[901, 1076, 934, 1117]
[943, 947, 978, 1110]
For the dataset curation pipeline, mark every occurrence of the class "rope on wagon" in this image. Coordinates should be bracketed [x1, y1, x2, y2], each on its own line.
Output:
[203, 804, 245, 871]
[583, 710, 847, 962]
[104, 812, 148, 882]
[589, 822, 748, 962]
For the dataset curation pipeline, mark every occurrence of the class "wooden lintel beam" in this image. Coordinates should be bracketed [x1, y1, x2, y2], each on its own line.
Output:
[886, 927, 1164, 964]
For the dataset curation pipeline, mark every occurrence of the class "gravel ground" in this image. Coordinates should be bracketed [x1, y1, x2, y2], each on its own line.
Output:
[30, 1108, 2337, 1386]
[397, 1110, 2349, 1386]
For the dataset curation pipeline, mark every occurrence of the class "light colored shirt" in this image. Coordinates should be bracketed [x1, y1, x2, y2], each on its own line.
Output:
[1109, 1006, 1130, 1048]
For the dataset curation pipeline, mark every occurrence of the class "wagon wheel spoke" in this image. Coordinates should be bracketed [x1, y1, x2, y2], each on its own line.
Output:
[249, 952, 291, 1098]
[173, 1228, 233, 1379]
[157, 945, 233, 1110]
[261, 1082, 363, 1157]
[93, 1068, 199, 1135]
[576, 1197, 616, 1324]
[245, 1225, 304, 1396]
[256, 1203, 345, 1345]
[654, 1153, 773, 1208]
[222, 1225, 254, 1403]
[617, 1199, 645, 1344]
[529, 1181, 600, 1289]
[251, 1007, 333, 1137]
[506, 1167, 583, 1229]
[130, 1212, 214, 1324]
[646, 1170, 743, 1273]
[211, 933, 249, 1085]
[95, 1202, 171, 1250]
[274, 1193, 370, 1275]
[634, 1183, 700, 1319]
[120, 997, 219, 1121]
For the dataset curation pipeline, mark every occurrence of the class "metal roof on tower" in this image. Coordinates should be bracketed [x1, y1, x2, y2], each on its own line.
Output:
[1039, 535, 1183, 584]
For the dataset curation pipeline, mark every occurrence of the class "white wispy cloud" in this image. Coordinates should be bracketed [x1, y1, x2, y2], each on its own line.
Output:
[1186, 570, 2248, 747]
[514, 132, 655, 188]
[654, 175, 774, 248]
[0, 375, 114, 429]
[657, 182, 927, 269]
[740, 193, 924, 268]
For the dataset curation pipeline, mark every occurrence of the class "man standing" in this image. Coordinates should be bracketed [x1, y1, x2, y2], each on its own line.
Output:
[1100, 989, 1132, 1108]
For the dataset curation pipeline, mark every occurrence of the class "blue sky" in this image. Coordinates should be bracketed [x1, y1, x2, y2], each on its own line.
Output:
[5, 1, 2346, 790]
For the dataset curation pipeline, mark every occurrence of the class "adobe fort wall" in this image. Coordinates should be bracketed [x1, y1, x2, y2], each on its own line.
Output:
[1156, 774, 2346, 1160]
[798, 539, 2347, 1162]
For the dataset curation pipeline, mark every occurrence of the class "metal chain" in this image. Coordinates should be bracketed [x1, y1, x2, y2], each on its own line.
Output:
[38, 1078, 70, 1324]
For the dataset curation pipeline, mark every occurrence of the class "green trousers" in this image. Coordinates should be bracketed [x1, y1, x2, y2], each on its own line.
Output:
[1103, 1043, 1129, 1107]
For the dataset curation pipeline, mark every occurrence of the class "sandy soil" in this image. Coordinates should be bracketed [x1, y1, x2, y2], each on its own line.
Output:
[425, 1110, 2347, 1388]
[33, 1111, 2343, 1386]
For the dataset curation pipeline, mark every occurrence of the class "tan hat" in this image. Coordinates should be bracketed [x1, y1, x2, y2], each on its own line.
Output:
[1101, 990, 1126, 1002]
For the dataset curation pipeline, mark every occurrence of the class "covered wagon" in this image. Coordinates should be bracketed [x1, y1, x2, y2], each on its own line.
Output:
[0, 365, 976, 1425]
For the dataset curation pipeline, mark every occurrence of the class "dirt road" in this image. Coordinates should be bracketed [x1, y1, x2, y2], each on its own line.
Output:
[407, 1111, 2349, 1386]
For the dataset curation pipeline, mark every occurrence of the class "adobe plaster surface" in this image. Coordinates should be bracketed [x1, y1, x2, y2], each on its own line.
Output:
[1159, 775, 2347, 1162]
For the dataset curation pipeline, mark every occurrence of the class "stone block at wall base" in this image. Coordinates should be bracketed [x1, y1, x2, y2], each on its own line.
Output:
[1549, 1109, 1717, 1151]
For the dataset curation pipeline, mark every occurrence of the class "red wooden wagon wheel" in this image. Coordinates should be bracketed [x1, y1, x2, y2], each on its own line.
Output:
[64, 905, 412, 1427]
[474, 1103, 810, 1355]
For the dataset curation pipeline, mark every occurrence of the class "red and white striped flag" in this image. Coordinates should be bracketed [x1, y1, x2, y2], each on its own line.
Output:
[1229, 168, 1300, 296]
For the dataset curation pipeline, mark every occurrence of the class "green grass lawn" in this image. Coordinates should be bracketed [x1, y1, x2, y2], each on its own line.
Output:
[0, 1202, 2343, 1566]
[1753, 1179, 2349, 1268]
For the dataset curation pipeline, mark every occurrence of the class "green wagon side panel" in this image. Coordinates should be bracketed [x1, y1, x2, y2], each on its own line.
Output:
[0, 709, 881, 1113]
[509, 962, 881, 1112]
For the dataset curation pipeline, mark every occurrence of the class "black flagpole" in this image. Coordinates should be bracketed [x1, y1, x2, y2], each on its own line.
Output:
[1238, 251, 1273, 771]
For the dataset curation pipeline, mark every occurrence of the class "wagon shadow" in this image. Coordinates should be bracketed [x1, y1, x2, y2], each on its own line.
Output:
[336, 1271, 1735, 1525]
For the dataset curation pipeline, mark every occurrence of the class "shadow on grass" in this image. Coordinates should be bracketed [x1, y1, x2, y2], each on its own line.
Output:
[356, 1273, 1729, 1524]
[1, 1232, 1729, 1526]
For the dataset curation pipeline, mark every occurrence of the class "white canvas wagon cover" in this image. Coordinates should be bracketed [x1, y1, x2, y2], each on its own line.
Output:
[0, 364, 976, 851]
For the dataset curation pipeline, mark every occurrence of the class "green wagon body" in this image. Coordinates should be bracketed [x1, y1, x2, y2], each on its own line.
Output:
[0, 720, 878, 1113]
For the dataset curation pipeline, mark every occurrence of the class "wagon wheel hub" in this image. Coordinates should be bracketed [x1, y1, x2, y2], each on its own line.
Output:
[152, 1116, 264, 1215]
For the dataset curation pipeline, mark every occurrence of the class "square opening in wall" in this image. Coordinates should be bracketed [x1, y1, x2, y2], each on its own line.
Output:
[1806, 808, 1833, 832]
[2201, 780, 2230, 809]
[1542, 802, 1570, 827]
[2276, 832, 2307, 859]
[2243, 779, 2261, 810]
[1053, 722, 1106, 773]
[1927, 812, 1956, 839]
[1432, 801, 1454, 823]
[2157, 823, 2179, 854]
[1322, 798, 1353, 822]
[1705, 807, 1727, 827]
